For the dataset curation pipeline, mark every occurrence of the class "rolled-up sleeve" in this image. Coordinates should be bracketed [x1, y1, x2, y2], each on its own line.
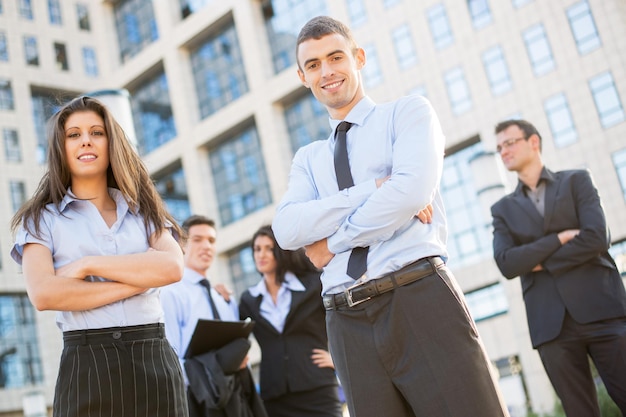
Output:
[11, 219, 53, 265]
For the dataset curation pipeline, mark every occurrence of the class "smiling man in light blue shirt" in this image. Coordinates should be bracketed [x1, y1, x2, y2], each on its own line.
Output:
[161, 216, 239, 370]
[160, 215, 266, 417]
[272, 15, 509, 417]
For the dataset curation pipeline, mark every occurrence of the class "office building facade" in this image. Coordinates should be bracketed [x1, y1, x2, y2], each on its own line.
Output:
[0, 0, 625, 415]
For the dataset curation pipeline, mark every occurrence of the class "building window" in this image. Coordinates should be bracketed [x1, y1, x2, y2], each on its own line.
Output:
[77, 4, 90, 31]
[210, 126, 271, 226]
[427, 4, 454, 50]
[494, 356, 530, 417]
[482, 45, 512, 96]
[0, 32, 8, 62]
[82, 47, 98, 77]
[612, 149, 626, 204]
[3, 128, 21, 162]
[31, 91, 63, 164]
[10, 181, 26, 212]
[114, 0, 158, 63]
[18, 0, 33, 20]
[512, 0, 533, 7]
[567, 0, 600, 55]
[24, 36, 39, 66]
[444, 67, 473, 115]
[589, 72, 624, 128]
[0, 78, 14, 110]
[544, 93, 578, 147]
[409, 85, 427, 98]
[465, 282, 508, 322]
[48, 0, 62, 25]
[284, 93, 328, 153]
[228, 245, 258, 298]
[179, 0, 212, 18]
[154, 166, 190, 224]
[263, 0, 327, 74]
[383, 0, 401, 8]
[609, 239, 626, 277]
[191, 24, 249, 119]
[392, 24, 418, 70]
[523, 24, 555, 76]
[468, 0, 492, 29]
[441, 141, 492, 267]
[361, 43, 383, 89]
[54, 42, 68, 71]
[502, 112, 523, 123]
[130, 71, 176, 154]
[0, 294, 44, 388]
[347, 0, 367, 27]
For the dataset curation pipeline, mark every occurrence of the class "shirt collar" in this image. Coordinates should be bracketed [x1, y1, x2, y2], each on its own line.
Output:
[329, 96, 376, 138]
[515, 166, 554, 194]
[283, 272, 305, 291]
[248, 271, 305, 297]
[182, 267, 208, 285]
[59, 187, 132, 215]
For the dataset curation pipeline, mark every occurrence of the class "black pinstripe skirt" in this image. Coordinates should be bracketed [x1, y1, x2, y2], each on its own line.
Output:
[54, 323, 188, 417]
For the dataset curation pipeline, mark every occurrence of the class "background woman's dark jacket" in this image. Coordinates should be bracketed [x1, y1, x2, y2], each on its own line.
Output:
[239, 271, 337, 400]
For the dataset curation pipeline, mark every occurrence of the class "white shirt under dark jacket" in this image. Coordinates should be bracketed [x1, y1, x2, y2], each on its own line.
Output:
[246, 272, 306, 333]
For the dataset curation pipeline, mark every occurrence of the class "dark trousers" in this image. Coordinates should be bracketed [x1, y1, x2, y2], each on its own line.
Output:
[54, 323, 188, 417]
[326, 265, 509, 417]
[537, 312, 626, 417]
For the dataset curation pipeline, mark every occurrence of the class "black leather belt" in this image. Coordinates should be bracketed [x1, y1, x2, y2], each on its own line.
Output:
[63, 323, 165, 346]
[323, 256, 444, 310]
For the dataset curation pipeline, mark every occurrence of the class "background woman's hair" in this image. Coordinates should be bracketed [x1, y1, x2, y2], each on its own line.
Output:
[251, 225, 318, 285]
[11, 95, 181, 240]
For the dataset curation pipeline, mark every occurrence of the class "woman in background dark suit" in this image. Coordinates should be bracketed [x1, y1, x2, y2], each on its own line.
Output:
[239, 225, 342, 417]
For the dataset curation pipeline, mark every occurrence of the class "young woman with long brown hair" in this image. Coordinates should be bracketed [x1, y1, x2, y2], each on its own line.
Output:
[11, 96, 188, 417]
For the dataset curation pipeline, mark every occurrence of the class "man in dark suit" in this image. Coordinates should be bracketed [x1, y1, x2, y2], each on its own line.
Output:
[491, 119, 626, 417]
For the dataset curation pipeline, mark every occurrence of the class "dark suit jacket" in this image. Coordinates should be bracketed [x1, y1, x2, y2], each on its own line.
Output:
[185, 339, 267, 417]
[239, 271, 337, 401]
[491, 167, 626, 348]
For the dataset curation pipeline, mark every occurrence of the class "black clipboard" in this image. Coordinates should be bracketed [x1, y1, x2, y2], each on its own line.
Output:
[184, 318, 255, 359]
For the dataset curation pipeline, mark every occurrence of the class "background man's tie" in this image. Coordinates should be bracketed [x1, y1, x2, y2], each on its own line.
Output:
[199, 279, 221, 320]
[334, 121, 368, 279]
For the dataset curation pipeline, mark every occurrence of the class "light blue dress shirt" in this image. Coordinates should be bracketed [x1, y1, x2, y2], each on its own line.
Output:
[160, 267, 239, 363]
[246, 272, 305, 333]
[11, 187, 165, 332]
[273, 95, 448, 295]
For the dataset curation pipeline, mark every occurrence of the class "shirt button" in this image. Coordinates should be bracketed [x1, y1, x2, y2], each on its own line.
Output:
[112, 331, 122, 340]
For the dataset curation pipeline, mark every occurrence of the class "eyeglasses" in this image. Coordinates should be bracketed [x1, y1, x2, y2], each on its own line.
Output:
[496, 137, 526, 154]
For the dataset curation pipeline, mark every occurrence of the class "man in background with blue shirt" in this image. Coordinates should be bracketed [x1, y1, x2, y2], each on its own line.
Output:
[161, 215, 266, 417]
[272, 16, 509, 417]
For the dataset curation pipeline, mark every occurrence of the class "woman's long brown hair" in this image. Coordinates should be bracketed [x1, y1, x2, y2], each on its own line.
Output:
[11, 95, 181, 241]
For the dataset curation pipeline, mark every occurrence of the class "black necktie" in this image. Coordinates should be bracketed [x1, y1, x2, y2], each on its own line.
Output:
[198, 279, 221, 320]
[333, 121, 369, 279]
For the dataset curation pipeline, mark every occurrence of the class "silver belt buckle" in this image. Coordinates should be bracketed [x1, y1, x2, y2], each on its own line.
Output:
[344, 281, 371, 307]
